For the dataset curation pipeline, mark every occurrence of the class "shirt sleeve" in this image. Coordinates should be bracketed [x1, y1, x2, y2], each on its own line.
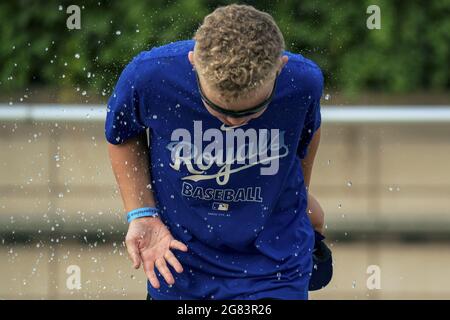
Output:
[296, 68, 323, 159]
[104, 57, 147, 145]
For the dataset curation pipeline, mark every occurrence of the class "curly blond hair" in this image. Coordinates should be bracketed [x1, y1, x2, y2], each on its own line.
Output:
[193, 4, 285, 103]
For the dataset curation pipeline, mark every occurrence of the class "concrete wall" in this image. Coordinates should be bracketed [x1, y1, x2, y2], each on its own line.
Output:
[1, 110, 450, 299]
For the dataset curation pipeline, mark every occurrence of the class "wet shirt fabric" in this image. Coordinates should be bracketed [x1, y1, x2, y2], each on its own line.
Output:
[105, 40, 323, 300]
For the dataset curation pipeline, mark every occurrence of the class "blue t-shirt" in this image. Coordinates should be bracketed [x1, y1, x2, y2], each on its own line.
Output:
[105, 39, 323, 300]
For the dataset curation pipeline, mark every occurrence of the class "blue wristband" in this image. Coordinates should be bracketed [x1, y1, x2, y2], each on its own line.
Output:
[127, 207, 159, 223]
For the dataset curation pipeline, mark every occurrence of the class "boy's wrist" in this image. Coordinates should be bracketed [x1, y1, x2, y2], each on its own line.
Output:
[127, 207, 160, 223]
[129, 215, 162, 226]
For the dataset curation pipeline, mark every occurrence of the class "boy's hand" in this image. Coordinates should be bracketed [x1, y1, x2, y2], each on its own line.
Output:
[125, 216, 188, 289]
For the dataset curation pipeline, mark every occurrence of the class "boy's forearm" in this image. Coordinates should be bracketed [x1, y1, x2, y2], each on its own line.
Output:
[307, 193, 325, 233]
[107, 131, 157, 212]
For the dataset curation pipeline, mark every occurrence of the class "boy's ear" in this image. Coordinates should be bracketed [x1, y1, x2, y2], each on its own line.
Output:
[188, 51, 194, 66]
[280, 55, 289, 70]
[188, 51, 197, 71]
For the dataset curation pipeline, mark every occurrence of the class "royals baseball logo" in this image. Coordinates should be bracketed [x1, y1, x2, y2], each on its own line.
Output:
[166, 121, 289, 186]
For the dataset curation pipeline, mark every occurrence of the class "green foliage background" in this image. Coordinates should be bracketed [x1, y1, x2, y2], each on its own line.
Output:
[0, 0, 448, 97]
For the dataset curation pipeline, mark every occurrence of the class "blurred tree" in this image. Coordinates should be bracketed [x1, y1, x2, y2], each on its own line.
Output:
[0, 0, 448, 99]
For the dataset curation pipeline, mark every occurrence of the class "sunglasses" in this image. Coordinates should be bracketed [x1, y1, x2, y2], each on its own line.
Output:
[194, 70, 279, 118]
